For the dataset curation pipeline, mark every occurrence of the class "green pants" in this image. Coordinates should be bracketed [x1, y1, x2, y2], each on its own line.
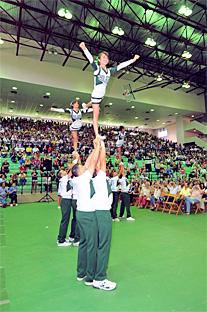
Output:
[94, 210, 112, 281]
[69, 199, 80, 243]
[76, 211, 98, 283]
[58, 198, 72, 243]
[120, 192, 131, 218]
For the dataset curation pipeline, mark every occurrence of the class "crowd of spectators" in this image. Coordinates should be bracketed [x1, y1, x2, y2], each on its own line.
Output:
[0, 116, 206, 212]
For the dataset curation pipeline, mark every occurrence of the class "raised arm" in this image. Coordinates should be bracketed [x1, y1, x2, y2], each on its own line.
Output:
[79, 42, 98, 71]
[88, 139, 100, 175]
[99, 141, 106, 173]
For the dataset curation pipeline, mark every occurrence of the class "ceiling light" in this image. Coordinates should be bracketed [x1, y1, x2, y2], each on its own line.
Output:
[157, 119, 160, 121]
[178, 6, 192, 16]
[193, 129, 196, 132]
[109, 103, 113, 105]
[135, 117, 138, 119]
[65, 10, 72, 19]
[40, 104, 43, 107]
[182, 82, 190, 89]
[131, 106, 135, 109]
[112, 26, 124, 36]
[46, 92, 50, 95]
[0, 37, 4, 44]
[150, 109, 154, 111]
[12, 87, 17, 90]
[48, 48, 58, 55]
[182, 51, 192, 59]
[35, 113, 38, 116]
[191, 115, 194, 117]
[174, 113, 178, 115]
[11, 100, 15, 103]
[156, 75, 162, 81]
[58, 8, 66, 17]
[76, 97, 80, 100]
[162, 122, 165, 125]
[145, 38, 156, 47]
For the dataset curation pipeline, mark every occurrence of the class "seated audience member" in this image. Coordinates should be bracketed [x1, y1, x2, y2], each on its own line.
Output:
[0, 183, 8, 208]
[184, 185, 203, 215]
[1, 147, 7, 158]
[32, 145, 39, 154]
[150, 183, 161, 210]
[33, 156, 40, 170]
[25, 157, 32, 169]
[19, 157, 25, 166]
[9, 183, 19, 206]
[1, 159, 10, 173]
[10, 151, 17, 163]
[179, 182, 191, 197]
[53, 158, 59, 170]
[16, 149, 22, 161]
[26, 145, 32, 156]
[19, 172, 26, 186]
[11, 172, 18, 186]
[138, 182, 151, 208]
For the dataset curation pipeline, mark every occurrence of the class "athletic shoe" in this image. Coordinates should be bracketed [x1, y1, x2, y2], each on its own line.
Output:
[127, 217, 135, 221]
[85, 281, 93, 286]
[57, 206, 61, 209]
[93, 279, 116, 291]
[68, 237, 74, 242]
[77, 276, 86, 281]
[57, 241, 72, 247]
[73, 241, 79, 247]
[186, 212, 190, 215]
[82, 103, 87, 113]
[113, 218, 120, 222]
[16, 204, 18, 206]
[10, 204, 13, 207]
[96, 135, 106, 140]
[119, 216, 125, 219]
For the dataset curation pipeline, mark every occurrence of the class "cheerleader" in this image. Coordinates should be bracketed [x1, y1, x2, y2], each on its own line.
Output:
[79, 42, 140, 139]
[116, 126, 126, 162]
[51, 100, 92, 153]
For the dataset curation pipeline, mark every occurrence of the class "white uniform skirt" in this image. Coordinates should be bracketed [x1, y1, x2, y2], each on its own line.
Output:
[70, 120, 82, 131]
[116, 139, 124, 148]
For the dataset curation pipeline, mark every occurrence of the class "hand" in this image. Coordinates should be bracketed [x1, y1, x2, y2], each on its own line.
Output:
[51, 107, 54, 111]
[133, 55, 140, 62]
[79, 42, 86, 50]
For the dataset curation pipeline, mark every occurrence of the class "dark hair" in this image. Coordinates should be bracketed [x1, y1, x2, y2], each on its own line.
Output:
[120, 126, 125, 131]
[70, 100, 78, 107]
[71, 164, 80, 177]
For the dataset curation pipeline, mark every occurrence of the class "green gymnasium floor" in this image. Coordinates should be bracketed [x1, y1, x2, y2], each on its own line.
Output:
[0, 202, 206, 312]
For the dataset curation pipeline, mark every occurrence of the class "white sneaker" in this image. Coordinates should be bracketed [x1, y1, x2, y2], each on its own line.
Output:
[57, 241, 72, 247]
[119, 216, 125, 219]
[77, 276, 86, 281]
[93, 279, 116, 291]
[10, 204, 13, 207]
[113, 218, 120, 222]
[16, 204, 18, 206]
[82, 103, 87, 113]
[73, 241, 79, 247]
[68, 237, 74, 242]
[85, 281, 93, 286]
[57, 206, 61, 209]
[96, 135, 106, 140]
[127, 217, 135, 221]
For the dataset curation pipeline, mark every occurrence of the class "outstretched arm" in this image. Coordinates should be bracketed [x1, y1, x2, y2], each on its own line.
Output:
[51, 107, 65, 113]
[110, 55, 140, 74]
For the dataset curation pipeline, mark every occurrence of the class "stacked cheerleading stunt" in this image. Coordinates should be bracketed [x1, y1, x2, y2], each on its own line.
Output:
[51, 100, 92, 153]
[79, 42, 140, 139]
